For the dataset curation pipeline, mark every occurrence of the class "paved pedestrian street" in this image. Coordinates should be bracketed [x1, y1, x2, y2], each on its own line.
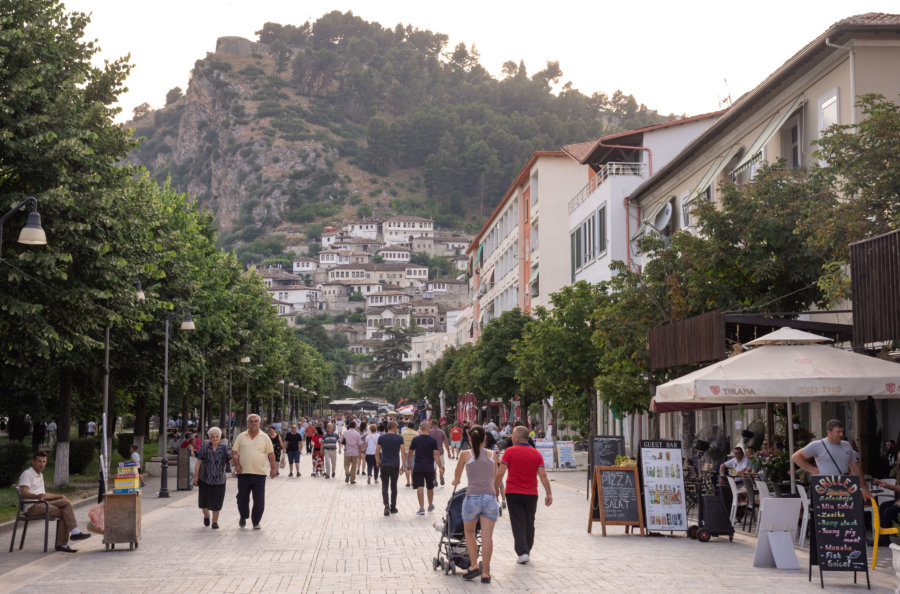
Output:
[1, 453, 898, 593]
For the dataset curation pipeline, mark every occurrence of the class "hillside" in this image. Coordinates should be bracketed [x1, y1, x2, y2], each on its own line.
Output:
[127, 11, 674, 261]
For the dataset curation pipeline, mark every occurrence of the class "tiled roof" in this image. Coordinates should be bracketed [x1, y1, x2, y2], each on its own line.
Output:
[836, 12, 900, 26]
[429, 277, 467, 284]
[385, 215, 433, 223]
[562, 110, 726, 165]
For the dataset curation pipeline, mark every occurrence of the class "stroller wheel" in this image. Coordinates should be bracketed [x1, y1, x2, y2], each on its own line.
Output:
[433, 557, 440, 571]
[688, 525, 698, 539]
[442, 559, 450, 573]
[451, 561, 457, 575]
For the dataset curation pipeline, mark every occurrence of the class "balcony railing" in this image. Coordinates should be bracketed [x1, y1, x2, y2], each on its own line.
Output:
[568, 161, 648, 214]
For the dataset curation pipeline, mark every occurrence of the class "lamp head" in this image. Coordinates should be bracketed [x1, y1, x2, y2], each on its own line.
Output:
[17, 210, 46, 246]
[180, 307, 195, 330]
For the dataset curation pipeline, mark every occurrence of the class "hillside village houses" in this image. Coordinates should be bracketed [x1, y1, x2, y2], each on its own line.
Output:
[258, 217, 472, 368]
[454, 13, 900, 445]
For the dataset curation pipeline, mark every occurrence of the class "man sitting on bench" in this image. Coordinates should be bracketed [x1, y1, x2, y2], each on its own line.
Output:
[18, 451, 91, 552]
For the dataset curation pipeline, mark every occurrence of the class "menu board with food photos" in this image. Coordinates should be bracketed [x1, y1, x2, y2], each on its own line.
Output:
[639, 440, 687, 532]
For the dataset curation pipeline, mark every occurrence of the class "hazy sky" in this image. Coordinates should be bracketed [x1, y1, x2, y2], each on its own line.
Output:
[64, 1, 897, 123]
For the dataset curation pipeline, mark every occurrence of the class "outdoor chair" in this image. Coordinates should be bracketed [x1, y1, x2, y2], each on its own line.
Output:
[797, 485, 811, 548]
[9, 487, 58, 553]
[742, 477, 759, 533]
[755, 479, 772, 500]
[871, 496, 899, 569]
[726, 476, 747, 526]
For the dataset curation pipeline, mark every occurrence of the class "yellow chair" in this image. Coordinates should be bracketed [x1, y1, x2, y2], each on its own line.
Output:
[871, 496, 899, 569]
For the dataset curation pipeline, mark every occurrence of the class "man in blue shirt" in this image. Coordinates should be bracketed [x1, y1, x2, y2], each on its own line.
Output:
[408, 421, 443, 515]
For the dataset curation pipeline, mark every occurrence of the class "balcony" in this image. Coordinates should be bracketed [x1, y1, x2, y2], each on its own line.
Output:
[568, 162, 647, 214]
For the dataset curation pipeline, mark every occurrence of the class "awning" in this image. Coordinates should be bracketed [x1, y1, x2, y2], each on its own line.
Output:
[731, 95, 806, 175]
[692, 142, 743, 196]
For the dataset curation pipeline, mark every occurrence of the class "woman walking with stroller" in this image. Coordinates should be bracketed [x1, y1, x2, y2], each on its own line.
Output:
[451, 425, 497, 583]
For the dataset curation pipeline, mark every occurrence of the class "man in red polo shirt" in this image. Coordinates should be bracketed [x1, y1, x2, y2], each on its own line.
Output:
[494, 426, 552, 564]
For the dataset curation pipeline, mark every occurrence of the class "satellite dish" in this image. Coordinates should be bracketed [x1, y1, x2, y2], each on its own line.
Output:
[653, 201, 673, 231]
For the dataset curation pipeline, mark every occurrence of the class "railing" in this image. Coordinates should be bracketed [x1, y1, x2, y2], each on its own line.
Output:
[568, 162, 647, 214]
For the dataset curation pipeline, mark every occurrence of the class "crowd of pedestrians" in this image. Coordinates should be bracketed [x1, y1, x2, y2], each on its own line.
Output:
[178, 411, 549, 583]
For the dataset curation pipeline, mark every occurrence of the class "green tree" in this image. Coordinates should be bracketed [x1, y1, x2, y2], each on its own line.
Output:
[511, 282, 604, 437]
[474, 309, 529, 419]
[360, 324, 422, 402]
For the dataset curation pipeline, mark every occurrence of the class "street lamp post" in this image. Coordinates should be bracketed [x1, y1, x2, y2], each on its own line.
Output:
[99, 283, 145, 502]
[0, 196, 47, 259]
[240, 356, 251, 430]
[159, 306, 195, 498]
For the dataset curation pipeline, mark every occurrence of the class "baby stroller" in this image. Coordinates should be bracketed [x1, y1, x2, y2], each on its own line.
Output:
[311, 449, 324, 477]
[432, 487, 480, 575]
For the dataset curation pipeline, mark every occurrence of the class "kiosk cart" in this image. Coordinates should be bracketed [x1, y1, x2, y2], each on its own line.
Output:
[103, 492, 141, 551]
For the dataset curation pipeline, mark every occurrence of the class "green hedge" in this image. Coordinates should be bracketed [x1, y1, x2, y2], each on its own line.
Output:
[67, 438, 97, 475]
[0, 442, 31, 487]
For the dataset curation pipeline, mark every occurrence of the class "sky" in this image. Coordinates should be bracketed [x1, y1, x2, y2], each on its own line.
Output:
[64, 0, 899, 123]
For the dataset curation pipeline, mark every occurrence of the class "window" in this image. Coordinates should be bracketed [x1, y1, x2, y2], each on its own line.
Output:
[818, 88, 840, 136]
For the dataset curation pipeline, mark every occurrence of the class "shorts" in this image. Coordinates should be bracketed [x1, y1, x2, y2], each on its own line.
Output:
[412, 470, 435, 490]
[451, 440, 461, 449]
[287, 451, 300, 464]
[462, 493, 499, 522]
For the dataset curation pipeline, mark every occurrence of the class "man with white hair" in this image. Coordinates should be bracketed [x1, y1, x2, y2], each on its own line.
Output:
[231, 414, 277, 530]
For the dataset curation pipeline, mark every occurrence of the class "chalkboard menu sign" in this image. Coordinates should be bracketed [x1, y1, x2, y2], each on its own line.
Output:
[809, 475, 869, 587]
[591, 436, 625, 468]
[588, 467, 644, 536]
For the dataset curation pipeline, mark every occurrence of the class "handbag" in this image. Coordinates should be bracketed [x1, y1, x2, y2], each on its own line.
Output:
[279, 454, 286, 469]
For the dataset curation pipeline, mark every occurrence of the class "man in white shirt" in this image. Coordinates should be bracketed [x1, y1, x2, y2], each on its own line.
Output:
[18, 451, 91, 552]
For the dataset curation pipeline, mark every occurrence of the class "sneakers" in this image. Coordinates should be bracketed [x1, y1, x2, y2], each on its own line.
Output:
[367, 476, 371, 485]
[427, 504, 435, 512]
[374, 479, 379, 484]
[384, 505, 391, 517]
[390, 507, 399, 514]
[211, 523, 219, 529]
[289, 472, 293, 477]
[345, 474, 350, 483]
[252, 524, 261, 531]
[440, 476, 445, 486]
[516, 553, 529, 564]
[332, 472, 335, 477]
[239, 517, 247, 527]
[417, 508, 425, 516]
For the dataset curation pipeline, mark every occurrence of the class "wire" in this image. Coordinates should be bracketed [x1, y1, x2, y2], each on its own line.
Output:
[729, 282, 817, 314]
[0, 257, 64, 295]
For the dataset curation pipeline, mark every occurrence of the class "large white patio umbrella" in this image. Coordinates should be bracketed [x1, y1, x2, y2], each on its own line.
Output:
[653, 327, 900, 492]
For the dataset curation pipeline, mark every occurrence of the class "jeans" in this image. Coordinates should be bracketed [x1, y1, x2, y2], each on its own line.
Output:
[381, 465, 400, 508]
[324, 449, 337, 475]
[366, 454, 379, 479]
[236, 473, 267, 526]
[506, 493, 538, 556]
[462, 493, 500, 522]
[343, 454, 358, 481]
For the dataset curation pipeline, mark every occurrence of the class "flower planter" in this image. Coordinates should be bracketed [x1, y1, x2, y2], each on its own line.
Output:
[890, 543, 900, 594]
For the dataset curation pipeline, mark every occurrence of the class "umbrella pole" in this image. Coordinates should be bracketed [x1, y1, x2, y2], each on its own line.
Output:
[787, 399, 796, 495]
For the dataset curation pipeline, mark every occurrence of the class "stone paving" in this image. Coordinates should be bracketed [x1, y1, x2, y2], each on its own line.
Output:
[1, 451, 898, 593]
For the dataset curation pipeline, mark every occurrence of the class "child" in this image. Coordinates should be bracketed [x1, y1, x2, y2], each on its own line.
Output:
[129, 444, 145, 487]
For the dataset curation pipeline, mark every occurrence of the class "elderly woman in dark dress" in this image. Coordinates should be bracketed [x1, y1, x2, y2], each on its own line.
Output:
[192, 426, 232, 529]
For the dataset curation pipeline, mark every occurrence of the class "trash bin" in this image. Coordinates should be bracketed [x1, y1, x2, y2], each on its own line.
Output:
[103, 492, 141, 551]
